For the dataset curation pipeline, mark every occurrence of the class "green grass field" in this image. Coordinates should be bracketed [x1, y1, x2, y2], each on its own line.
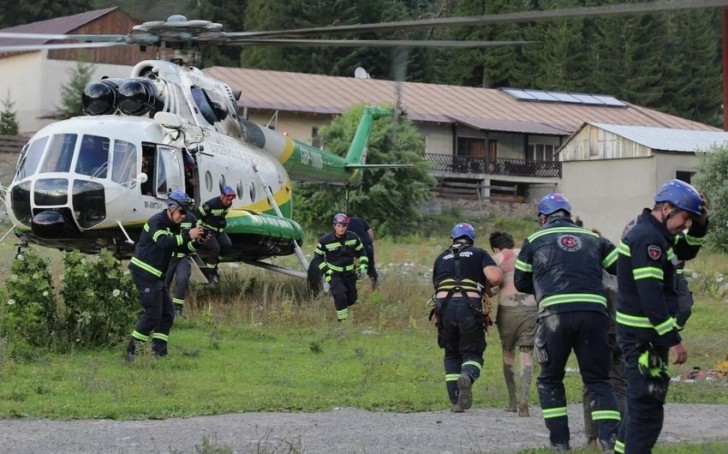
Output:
[0, 215, 727, 453]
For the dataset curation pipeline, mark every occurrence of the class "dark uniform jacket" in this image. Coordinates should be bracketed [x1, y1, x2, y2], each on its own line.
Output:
[130, 210, 197, 279]
[173, 212, 198, 259]
[197, 197, 229, 232]
[314, 231, 368, 274]
[514, 217, 618, 317]
[347, 217, 373, 248]
[616, 208, 707, 347]
[432, 244, 495, 295]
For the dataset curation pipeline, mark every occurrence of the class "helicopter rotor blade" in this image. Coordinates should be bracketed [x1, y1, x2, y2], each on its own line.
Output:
[228, 0, 728, 40]
[0, 32, 127, 42]
[231, 39, 535, 48]
[0, 41, 128, 53]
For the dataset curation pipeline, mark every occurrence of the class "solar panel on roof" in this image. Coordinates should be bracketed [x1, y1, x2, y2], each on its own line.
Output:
[524, 90, 559, 102]
[547, 91, 581, 103]
[502, 88, 537, 100]
[592, 95, 626, 107]
[501, 87, 626, 108]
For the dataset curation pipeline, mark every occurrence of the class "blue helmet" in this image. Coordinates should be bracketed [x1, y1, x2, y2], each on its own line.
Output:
[538, 193, 571, 216]
[451, 223, 476, 241]
[654, 179, 702, 216]
[332, 213, 349, 226]
[167, 190, 194, 210]
[221, 185, 236, 197]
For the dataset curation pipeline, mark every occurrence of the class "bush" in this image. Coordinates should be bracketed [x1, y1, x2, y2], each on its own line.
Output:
[59, 250, 138, 348]
[0, 248, 58, 357]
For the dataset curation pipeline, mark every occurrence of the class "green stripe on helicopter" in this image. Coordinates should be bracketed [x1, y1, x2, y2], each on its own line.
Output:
[224, 207, 304, 242]
[279, 106, 394, 186]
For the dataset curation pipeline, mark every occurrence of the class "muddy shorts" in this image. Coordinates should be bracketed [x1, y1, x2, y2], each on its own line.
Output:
[496, 304, 537, 350]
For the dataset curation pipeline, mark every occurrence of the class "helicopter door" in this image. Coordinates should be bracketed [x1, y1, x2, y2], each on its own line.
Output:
[139, 144, 184, 197]
[156, 145, 185, 196]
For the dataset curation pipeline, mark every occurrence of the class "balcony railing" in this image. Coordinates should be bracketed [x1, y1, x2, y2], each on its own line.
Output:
[425, 153, 561, 178]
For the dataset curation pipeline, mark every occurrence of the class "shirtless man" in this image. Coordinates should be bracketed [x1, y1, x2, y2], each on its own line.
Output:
[490, 231, 538, 417]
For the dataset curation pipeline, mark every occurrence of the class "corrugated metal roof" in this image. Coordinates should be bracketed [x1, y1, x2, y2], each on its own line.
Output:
[0, 8, 117, 48]
[590, 122, 728, 152]
[205, 67, 719, 135]
[447, 115, 571, 135]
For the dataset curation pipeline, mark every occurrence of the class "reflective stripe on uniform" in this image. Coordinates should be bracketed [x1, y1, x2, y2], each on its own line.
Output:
[602, 248, 618, 268]
[542, 407, 568, 419]
[131, 330, 150, 342]
[445, 373, 460, 382]
[539, 293, 607, 309]
[633, 266, 663, 281]
[616, 311, 675, 335]
[527, 227, 599, 242]
[515, 259, 532, 272]
[462, 360, 482, 371]
[152, 332, 169, 342]
[130, 257, 162, 277]
[592, 409, 621, 421]
[618, 241, 631, 257]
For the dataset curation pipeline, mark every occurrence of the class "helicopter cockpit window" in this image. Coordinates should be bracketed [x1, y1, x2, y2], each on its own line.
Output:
[16, 136, 48, 180]
[190, 86, 218, 125]
[76, 135, 109, 178]
[156, 145, 184, 196]
[39, 134, 77, 174]
[111, 140, 137, 185]
[172, 84, 194, 120]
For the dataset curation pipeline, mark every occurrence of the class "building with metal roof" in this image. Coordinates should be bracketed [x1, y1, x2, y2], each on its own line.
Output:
[559, 122, 728, 243]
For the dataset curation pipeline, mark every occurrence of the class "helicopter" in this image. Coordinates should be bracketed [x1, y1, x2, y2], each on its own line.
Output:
[0, 0, 726, 284]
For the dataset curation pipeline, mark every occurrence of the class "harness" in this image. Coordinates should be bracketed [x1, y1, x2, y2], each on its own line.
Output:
[430, 244, 483, 322]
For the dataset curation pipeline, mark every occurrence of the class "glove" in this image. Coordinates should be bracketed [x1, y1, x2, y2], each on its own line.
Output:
[359, 265, 368, 278]
[637, 347, 670, 380]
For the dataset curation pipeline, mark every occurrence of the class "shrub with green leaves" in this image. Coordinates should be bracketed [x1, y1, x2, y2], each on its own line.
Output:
[0, 248, 58, 356]
[59, 249, 138, 348]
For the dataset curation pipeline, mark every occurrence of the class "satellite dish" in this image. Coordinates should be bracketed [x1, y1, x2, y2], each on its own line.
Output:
[354, 67, 370, 79]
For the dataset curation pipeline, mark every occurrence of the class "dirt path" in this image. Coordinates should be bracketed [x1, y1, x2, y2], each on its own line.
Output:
[1, 403, 726, 453]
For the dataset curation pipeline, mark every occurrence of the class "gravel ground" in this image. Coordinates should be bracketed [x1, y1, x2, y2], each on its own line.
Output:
[1, 403, 727, 454]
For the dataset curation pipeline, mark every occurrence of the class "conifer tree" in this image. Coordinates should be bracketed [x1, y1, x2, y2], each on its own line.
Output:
[56, 61, 95, 120]
[0, 91, 20, 135]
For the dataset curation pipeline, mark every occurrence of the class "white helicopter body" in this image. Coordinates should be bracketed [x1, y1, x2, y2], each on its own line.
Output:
[4, 58, 387, 278]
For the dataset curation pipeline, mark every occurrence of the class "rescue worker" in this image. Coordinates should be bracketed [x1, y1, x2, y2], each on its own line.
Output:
[165, 209, 200, 317]
[514, 193, 621, 452]
[314, 213, 368, 322]
[432, 223, 502, 413]
[197, 185, 235, 282]
[615, 179, 708, 454]
[489, 230, 537, 417]
[347, 216, 379, 288]
[126, 190, 204, 361]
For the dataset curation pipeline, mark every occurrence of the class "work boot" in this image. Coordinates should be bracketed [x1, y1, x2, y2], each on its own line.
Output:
[505, 399, 517, 412]
[125, 339, 142, 363]
[551, 443, 571, 452]
[518, 401, 530, 417]
[174, 305, 184, 318]
[456, 373, 473, 411]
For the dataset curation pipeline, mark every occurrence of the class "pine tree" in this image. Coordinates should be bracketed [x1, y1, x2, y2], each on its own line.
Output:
[0, 91, 20, 135]
[660, 9, 722, 126]
[192, 0, 248, 68]
[0, 0, 93, 28]
[445, 0, 528, 88]
[56, 61, 95, 120]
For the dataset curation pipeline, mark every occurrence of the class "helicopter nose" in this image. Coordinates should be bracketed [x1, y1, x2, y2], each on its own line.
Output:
[31, 209, 83, 239]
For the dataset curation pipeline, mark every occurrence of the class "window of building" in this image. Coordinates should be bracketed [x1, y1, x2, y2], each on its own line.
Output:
[676, 171, 694, 184]
[527, 144, 556, 162]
